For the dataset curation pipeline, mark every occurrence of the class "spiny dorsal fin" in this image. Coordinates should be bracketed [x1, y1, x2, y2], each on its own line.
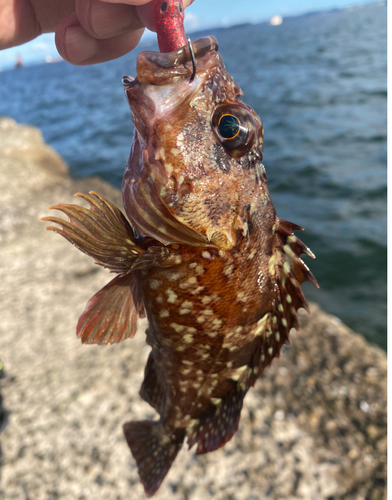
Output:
[273, 217, 318, 306]
[248, 218, 319, 378]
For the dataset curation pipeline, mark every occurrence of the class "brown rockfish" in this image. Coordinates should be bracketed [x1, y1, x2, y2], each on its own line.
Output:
[43, 36, 318, 497]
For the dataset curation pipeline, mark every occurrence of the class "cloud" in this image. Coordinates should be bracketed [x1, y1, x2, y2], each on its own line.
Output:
[185, 12, 200, 32]
[32, 42, 50, 51]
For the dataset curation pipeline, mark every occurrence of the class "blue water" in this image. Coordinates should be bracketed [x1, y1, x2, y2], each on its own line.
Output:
[0, 2, 386, 348]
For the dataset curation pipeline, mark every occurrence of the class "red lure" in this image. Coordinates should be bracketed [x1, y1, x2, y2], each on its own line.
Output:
[154, 0, 188, 52]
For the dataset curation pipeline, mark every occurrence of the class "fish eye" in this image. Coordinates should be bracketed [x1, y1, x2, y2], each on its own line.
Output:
[212, 104, 257, 159]
[178, 3, 183, 13]
[161, 1, 168, 12]
[218, 114, 240, 140]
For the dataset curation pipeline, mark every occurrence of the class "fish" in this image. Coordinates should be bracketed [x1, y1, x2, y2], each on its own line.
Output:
[42, 35, 318, 497]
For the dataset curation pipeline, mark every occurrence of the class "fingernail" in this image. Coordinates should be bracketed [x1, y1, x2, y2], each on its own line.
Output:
[65, 25, 98, 64]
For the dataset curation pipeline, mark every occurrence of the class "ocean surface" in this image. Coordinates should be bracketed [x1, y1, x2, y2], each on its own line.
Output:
[0, 2, 386, 348]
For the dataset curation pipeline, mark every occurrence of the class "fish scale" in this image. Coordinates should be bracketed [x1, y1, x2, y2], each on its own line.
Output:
[42, 35, 318, 497]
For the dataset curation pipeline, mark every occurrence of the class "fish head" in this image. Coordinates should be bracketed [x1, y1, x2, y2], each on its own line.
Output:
[123, 36, 270, 250]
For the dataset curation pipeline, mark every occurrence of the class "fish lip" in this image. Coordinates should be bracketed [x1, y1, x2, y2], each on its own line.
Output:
[122, 75, 137, 89]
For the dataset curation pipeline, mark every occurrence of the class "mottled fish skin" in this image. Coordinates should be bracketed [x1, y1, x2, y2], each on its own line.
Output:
[43, 37, 318, 497]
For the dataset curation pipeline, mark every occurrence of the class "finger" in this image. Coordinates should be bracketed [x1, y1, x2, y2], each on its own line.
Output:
[75, 0, 144, 40]
[0, 0, 38, 49]
[55, 12, 144, 65]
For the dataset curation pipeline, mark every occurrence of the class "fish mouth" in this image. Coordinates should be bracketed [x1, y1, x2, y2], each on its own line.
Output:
[122, 36, 218, 97]
[122, 37, 220, 127]
[123, 36, 219, 85]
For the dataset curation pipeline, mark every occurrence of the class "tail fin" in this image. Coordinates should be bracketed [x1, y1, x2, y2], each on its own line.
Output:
[123, 421, 184, 497]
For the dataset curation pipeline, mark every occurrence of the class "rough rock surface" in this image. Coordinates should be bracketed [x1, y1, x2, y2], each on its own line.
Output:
[0, 118, 386, 500]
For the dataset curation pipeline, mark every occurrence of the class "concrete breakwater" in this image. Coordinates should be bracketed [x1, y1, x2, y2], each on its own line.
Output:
[0, 118, 386, 499]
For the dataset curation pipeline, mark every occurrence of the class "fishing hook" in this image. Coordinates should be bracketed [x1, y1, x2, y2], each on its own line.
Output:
[188, 38, 196, 82]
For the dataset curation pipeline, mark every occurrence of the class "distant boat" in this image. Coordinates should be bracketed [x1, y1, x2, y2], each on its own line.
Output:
[270, 15, 283, 26]
[15, 54, 24, 68]
[45, 55, 63, 64]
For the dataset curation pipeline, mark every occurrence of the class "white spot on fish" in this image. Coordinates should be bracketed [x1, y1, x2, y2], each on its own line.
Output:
[149, 279, 162, 290]
[159, 309, 170, 318]
[224, 265, 234, 276]
[247, 249, 257, 260]
[167, 272, 185, 282]
[165, 288, 178, 304]
[195, 265, 204, 276]
[202, 251, 212, 259]
[170, 323, 185, 333]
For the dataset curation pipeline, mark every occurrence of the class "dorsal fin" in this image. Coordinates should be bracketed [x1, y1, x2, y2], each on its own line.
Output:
[247, 217, 319, 379]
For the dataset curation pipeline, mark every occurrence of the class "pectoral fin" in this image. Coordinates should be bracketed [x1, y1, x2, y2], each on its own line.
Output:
[42, 191, 143, 274]
[42, 192, 185, 345]
[77, 272, 142, 345]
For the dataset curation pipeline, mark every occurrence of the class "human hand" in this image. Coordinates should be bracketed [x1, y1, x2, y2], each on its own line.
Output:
[0, 0, 194, 65]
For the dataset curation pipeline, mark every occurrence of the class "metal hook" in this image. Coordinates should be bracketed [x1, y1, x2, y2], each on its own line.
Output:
[188, 38, 196, 81]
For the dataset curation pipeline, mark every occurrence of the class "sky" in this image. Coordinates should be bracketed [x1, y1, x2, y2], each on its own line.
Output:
[0, 0, 380, 69]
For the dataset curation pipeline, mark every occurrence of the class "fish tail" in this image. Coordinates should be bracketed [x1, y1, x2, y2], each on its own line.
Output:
[123, 420, 184, 497]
